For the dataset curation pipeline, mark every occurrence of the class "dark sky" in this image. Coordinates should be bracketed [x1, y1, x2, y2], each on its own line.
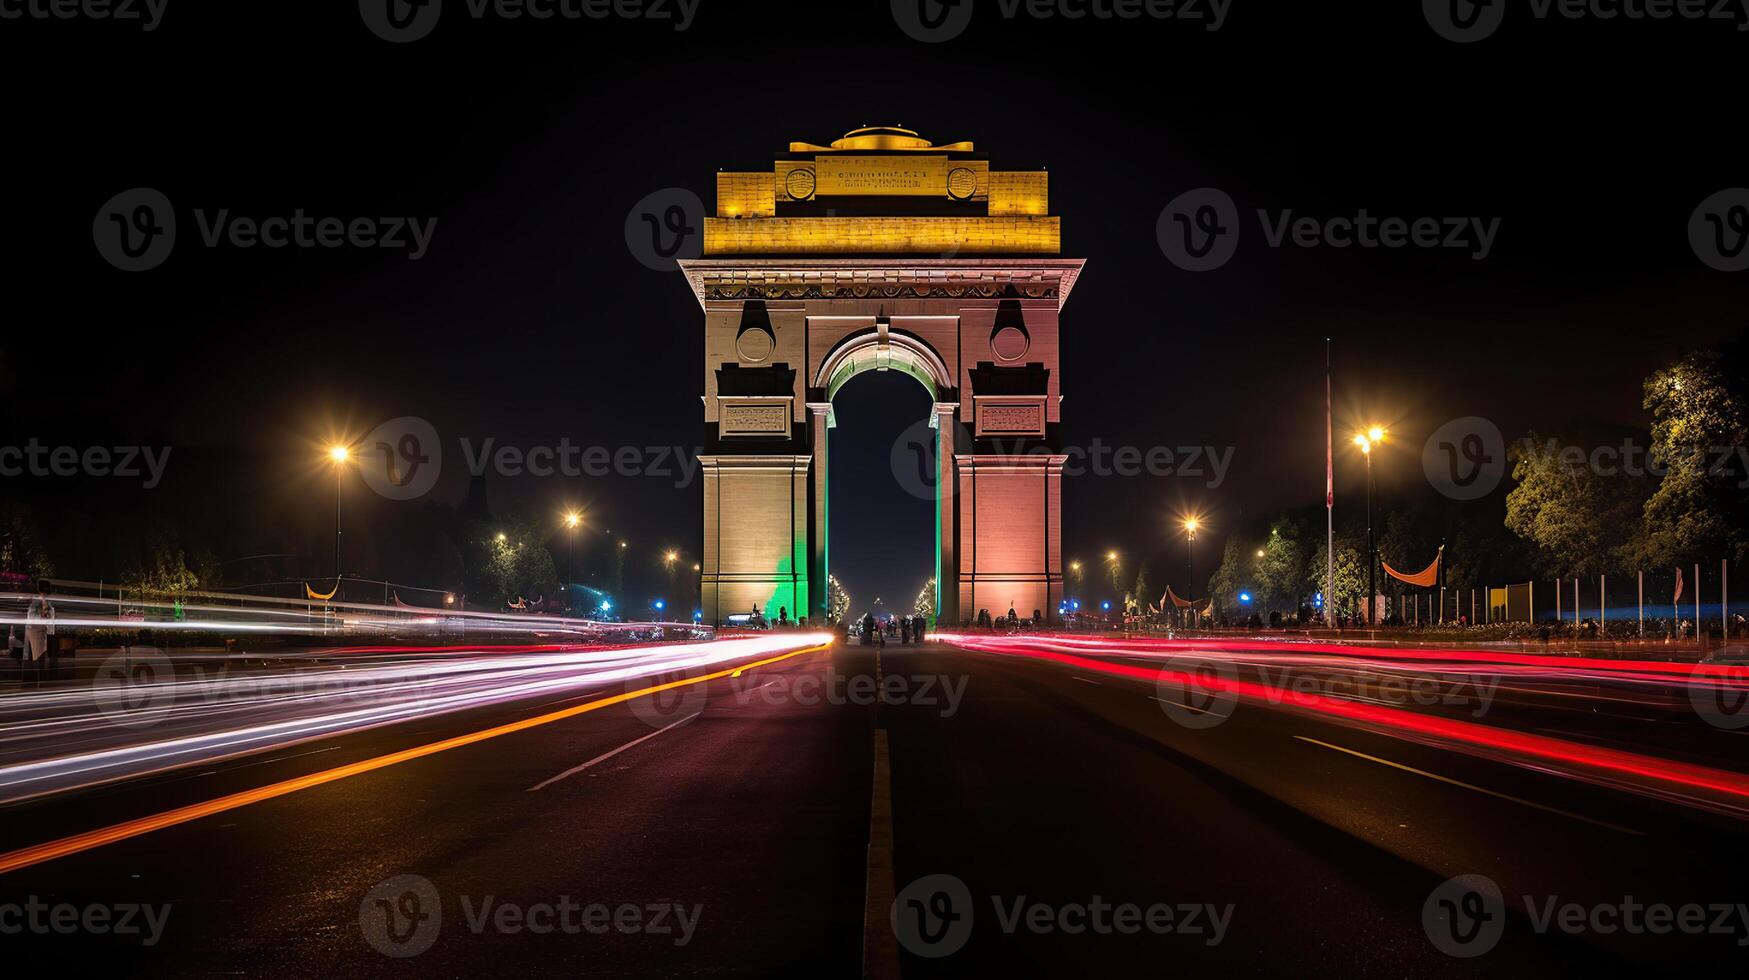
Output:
[2, 1, 1744, 606]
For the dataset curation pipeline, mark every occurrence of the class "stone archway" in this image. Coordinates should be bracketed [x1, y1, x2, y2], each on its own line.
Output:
[683, 127, 1084, 627]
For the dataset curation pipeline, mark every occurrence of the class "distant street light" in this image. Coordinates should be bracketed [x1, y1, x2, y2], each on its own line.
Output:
[326, 445, 352, 582]
[1181, 516, 1201, 608]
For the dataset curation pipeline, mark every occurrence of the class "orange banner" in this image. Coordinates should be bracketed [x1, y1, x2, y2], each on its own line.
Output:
[1382, 546, 1443, 588]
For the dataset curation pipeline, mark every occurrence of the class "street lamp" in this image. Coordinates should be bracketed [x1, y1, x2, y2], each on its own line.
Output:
[1353, 427, 1386, 626]
[562, 512, 582, 608]
[1181, 516, 1200, 627]
[326, 445, 351, 582]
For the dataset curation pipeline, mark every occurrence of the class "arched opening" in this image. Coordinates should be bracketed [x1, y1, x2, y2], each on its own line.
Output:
[813, 330, 954, 627]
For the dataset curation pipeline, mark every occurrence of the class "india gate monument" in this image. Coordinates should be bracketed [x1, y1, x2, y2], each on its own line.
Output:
[681, 126, 1084, 628]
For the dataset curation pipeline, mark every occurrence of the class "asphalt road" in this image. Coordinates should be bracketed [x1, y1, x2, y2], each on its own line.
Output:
[3, 636, 1749, 976]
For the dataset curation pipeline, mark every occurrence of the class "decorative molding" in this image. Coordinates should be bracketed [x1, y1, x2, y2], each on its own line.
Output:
[679, 259, 1085, 312]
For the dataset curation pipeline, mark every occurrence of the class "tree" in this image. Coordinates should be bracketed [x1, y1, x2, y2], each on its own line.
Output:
[828, 575, 851, 623]
[913, 577, 936, 619]
[0, 502, 53, 581]
[1504, 432, 1649, 576]
[1640, 343, 1749, 565]
[1311, 540, 1365, 617]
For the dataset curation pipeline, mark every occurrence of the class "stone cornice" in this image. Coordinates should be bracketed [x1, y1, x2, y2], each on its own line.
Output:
[677, 258, 1086, 313]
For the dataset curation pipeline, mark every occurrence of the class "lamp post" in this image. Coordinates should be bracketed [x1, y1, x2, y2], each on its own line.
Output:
[1352, 426, 1386, 626]
[562, 512, 582, 609]
[1182, 517, 1199, 628]
[327, 445, 351, 583]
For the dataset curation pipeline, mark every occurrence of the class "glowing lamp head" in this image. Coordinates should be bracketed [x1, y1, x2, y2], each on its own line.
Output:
[1183, 517, 1199, 534]
[665, 550, 679, 564]
[328, 445, 351, 463]
[1106, 551, 1119, 562]
[1367, 425, 1386, 443]
[495, 533, 507, 543]
[563, 512, 581, 529]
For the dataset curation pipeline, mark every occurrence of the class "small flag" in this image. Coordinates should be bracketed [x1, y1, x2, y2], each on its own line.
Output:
[1674, 567, 1685, 604]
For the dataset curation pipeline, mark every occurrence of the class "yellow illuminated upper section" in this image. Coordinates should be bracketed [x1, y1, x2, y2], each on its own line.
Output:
[788, 126, 976, 154]
[708, 127, 1056, 256]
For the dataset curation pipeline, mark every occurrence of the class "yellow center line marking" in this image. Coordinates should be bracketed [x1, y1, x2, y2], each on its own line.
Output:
[1292, 735, 1643, 836]
[0, 643, 831, 876]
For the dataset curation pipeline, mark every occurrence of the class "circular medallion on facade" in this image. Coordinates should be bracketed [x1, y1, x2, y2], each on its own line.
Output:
[947, 167, 977, 201]
[736, 325, 775, 363]
[991, 325, 1030, 362]
[786, 167, 817, 201]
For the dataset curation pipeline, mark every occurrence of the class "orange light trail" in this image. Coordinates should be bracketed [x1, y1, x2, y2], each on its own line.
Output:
[0, 641, 830, 877]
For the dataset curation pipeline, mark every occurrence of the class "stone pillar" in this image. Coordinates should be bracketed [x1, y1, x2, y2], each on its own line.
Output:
[934, 402, 960, 628]
[699, 454, 811, 627]
[807, 402, 833, 624]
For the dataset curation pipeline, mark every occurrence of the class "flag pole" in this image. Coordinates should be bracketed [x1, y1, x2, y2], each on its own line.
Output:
[1325, 337, 1334, 627]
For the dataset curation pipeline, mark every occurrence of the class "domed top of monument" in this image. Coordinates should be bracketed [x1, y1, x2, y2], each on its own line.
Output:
[788, 126, 975, 154]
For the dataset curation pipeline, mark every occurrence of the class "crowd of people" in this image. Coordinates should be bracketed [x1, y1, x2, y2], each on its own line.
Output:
[851, 612, 927, 646]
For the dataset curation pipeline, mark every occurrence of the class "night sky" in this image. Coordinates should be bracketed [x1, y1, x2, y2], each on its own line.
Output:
[2, 1, 1743, 609]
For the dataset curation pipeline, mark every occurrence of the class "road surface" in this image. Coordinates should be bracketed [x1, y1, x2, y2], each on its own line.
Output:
[2, 633, 1747, 975]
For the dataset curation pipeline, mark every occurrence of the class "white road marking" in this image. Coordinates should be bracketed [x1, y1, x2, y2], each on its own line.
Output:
[862, 728, 899, 980]
[525, 712, 700, 792]
[1071, 675, 1101, 686]
[1150, 695, 1211, 714]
